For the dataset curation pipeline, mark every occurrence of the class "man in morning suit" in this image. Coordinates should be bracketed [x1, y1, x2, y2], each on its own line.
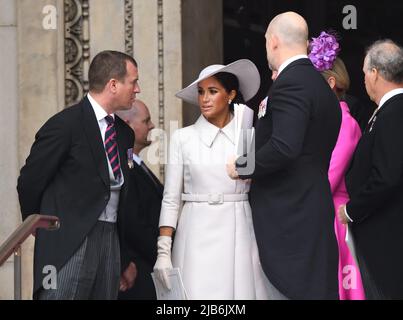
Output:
[228, 12, 341, 299]
[17, 50, 140, 299]
[117, 100, 163, 300]
[339, 40, 403, 300]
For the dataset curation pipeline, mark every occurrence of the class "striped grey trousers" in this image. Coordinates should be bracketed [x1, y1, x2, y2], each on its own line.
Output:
[38, 221, 121, 300]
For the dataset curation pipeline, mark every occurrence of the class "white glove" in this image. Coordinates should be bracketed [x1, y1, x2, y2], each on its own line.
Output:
[153, 236, 173, 290]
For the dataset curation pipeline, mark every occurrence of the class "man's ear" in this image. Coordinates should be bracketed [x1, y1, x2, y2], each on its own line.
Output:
[107, 78, 118, 93]
[271, 34, 279, 49]
[372, 68, 379, 82]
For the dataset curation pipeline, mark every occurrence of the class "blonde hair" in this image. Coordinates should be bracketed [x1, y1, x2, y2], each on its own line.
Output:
[321, 57, 350, 99]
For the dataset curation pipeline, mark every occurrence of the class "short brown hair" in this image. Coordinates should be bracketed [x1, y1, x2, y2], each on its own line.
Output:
[88, 50, 138, 92]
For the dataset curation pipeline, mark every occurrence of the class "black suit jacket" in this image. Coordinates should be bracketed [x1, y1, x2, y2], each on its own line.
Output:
[343, 94, 375, 133]
[238, 58, 341, 299]
[118, 161, 163, 300]
[346, 93, 403, 299]
[17, 97, 134, 296]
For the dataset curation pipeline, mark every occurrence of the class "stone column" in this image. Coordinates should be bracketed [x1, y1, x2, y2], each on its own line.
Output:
[0, 0, 19, 300]
[132, 0, 183, 180]
[89, 0, 125, 55]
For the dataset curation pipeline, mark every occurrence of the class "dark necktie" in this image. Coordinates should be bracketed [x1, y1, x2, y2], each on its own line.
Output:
[104, 115, 121, 180]
[140, 161, 160, 188]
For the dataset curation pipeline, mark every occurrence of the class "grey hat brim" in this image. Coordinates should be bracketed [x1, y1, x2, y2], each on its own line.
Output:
[175, 59, 260, 106]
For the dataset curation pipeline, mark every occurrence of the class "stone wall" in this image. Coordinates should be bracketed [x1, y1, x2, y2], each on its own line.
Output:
[0, 0, 19, 300]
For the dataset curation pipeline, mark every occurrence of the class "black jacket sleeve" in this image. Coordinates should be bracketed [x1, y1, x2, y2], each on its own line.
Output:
[17, 113, 71, 219]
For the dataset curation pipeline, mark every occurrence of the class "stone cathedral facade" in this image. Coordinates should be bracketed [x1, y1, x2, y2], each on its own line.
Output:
[0, 0, 223, 299]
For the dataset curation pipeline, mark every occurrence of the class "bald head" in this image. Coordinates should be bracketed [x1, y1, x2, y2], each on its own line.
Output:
[116, 99, 155, 154]
[116, 99, 143, 121]
[267, 12, 308, 50]
[264, 12, 309, 71]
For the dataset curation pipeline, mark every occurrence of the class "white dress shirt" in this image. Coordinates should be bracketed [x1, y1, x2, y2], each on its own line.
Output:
[87, 93, 123, 223]
[133, 153, 142, 166]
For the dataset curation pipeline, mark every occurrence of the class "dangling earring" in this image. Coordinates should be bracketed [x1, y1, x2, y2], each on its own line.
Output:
[228, 99, 232, 105]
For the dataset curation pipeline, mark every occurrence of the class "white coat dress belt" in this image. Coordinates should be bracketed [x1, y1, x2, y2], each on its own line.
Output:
[181, 193, 248, 205]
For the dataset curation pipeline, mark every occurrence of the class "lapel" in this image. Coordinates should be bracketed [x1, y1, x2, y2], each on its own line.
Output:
[115, 116, 130, 186]
[81, 97, 109, 188]
[349, 94, 403, 177]
[134, 162, 163, 196]
[194, 115, 220, 147]
[364, 93, 403, 134]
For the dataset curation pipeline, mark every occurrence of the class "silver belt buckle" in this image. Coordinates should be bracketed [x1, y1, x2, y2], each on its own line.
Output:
[208, 193, 223, 205]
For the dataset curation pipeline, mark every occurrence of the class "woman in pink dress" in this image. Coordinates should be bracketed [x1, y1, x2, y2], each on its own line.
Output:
[309, 32, 365, 300]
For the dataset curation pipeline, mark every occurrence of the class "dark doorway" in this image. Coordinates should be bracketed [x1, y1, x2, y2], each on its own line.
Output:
[223, 0, 403, 127]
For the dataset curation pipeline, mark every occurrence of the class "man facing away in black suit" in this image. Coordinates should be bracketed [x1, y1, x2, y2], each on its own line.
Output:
[228, 12, 341, 299]
[339, 40, 403, 299]
[117, 100, 163, 299]
[17, 50, 140, 299]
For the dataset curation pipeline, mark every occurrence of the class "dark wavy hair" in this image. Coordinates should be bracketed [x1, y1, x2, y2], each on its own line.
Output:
[213, 72, 245, 111]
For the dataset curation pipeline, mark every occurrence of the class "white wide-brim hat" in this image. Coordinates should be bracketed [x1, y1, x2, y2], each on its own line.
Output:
[176, 59, 260, 106]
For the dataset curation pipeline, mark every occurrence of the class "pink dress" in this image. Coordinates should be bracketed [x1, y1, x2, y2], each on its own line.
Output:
[328, 101, 365, 300]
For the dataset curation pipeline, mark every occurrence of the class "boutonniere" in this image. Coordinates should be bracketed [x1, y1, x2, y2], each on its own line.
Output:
[127, 148, 134, 169]
[258, 97, 268, 119]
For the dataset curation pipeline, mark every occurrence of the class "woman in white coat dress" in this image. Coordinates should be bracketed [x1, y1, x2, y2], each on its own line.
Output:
[153, 59, 271, 300]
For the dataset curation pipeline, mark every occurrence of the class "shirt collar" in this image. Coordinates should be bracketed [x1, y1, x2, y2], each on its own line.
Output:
[367, 88, 403, 125]
[379, 88, 403, 108]
[277, 54, 308, 77]
[132, 153, 142, 165]
[87, 93, 114, 121]
[194, 115, 235, 147]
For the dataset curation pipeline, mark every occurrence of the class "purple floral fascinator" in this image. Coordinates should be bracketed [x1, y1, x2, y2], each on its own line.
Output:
[308, 31, 340, 72]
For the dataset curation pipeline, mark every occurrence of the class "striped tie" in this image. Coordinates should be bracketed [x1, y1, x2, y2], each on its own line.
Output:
[104, 115, 121, 180]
